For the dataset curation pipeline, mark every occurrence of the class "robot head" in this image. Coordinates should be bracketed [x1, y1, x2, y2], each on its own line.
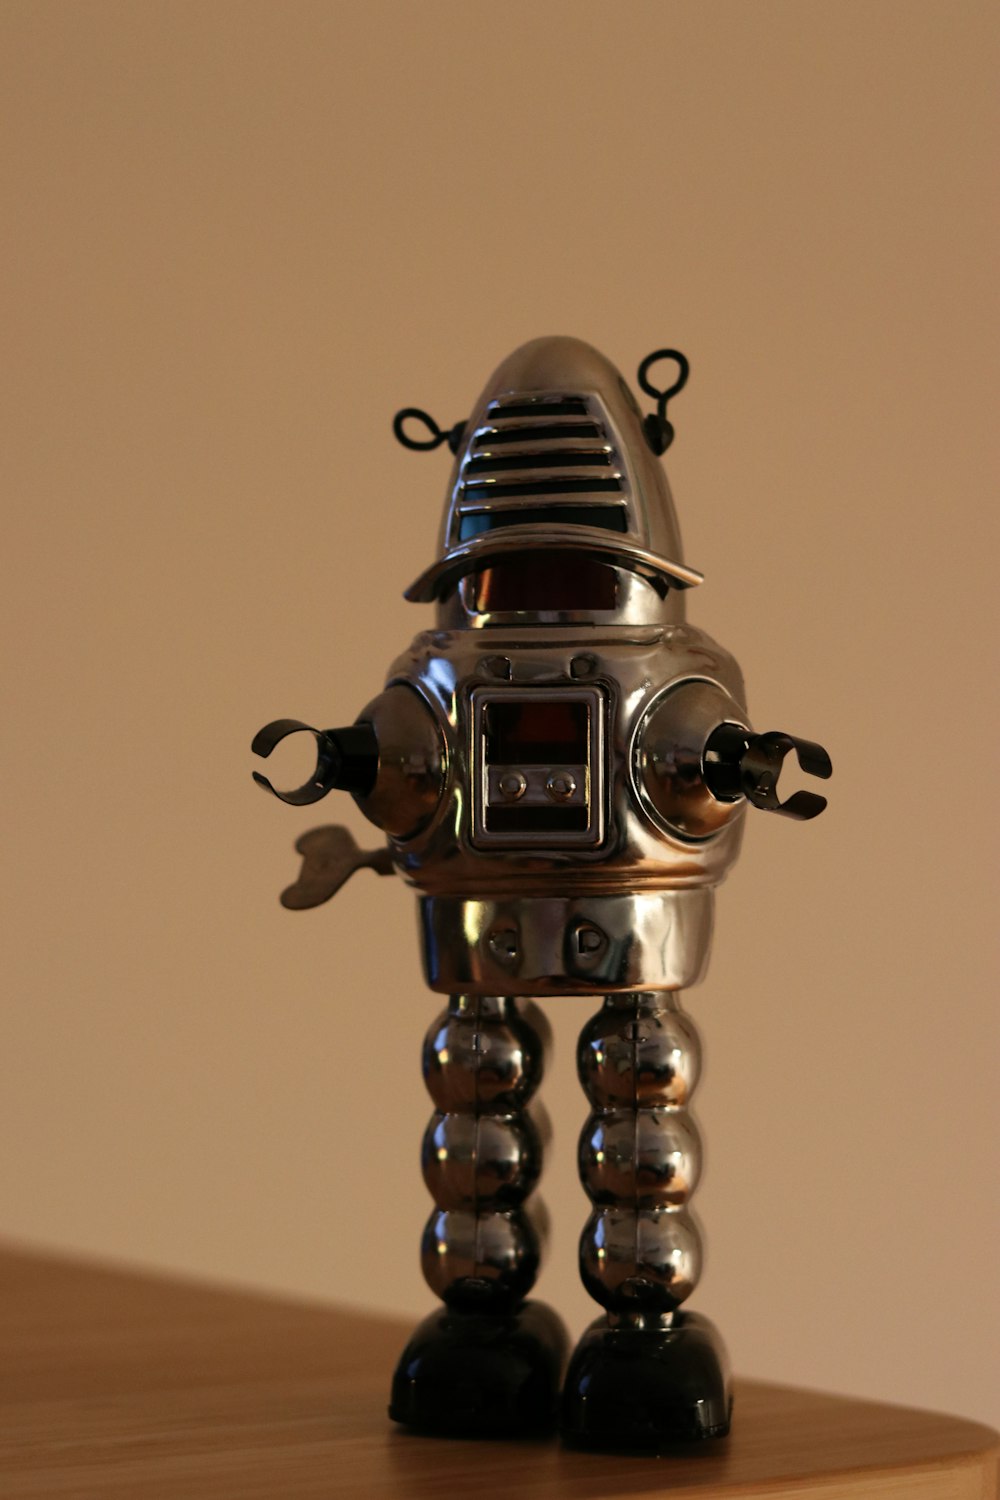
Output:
[403, 337, 703, 627]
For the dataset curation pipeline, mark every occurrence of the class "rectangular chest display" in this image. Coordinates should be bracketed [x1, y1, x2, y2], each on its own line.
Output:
[470, 685, 605, 848]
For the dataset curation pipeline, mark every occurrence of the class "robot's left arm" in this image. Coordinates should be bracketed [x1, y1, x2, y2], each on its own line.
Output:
[634, 677, 832, 840]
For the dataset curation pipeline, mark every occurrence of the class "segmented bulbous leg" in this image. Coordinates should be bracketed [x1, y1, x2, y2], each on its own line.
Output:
[420, 994, 547, 1310]
[562, 991, 730, 1448]
[577, 991, 703, 1319]
[390, 994, 566, 1437]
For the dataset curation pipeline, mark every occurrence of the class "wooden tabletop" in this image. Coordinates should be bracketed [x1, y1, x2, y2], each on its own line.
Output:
[1, 1246, 996, 1500]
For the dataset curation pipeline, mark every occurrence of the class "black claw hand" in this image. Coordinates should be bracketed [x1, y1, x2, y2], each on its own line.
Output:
[251, 719, 378, 806]
[704, 724, 832, 820]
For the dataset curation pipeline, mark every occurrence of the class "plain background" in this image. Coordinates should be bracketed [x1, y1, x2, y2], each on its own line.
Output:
[3, 0, 998, 1431]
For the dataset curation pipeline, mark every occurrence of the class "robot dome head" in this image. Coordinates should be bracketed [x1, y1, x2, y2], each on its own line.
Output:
[404, 336, 703, 625]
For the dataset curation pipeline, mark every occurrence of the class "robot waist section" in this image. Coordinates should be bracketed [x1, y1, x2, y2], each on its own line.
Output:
[418, 889, 714, 998]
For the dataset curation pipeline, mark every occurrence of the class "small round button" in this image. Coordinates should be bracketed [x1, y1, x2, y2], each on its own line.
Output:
[487, 928, 519, 966]
[499, 772, 527, 801]
[546, 771, 577, 802]
[576, 923, 606, 955]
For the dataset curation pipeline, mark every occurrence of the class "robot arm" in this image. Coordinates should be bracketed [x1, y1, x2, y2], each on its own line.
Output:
[702, 722, 832, 821]
[252, 684, 445, 837]
[251, 718, 380, 806]
[634, 678, 831, 841]
[251, 684, 447, 907]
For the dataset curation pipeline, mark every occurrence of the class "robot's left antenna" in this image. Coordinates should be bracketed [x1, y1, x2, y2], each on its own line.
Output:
[637, 348, 690, 455]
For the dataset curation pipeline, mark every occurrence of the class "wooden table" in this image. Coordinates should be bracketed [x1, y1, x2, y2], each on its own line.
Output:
[2, 1247, 996, 1499]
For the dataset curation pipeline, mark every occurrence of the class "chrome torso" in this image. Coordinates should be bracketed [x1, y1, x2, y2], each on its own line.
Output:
[366, 621, 747, 994]
[381, 621, 746, 896]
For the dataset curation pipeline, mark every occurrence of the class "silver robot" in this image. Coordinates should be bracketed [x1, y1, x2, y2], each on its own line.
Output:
[251, 337, 831, 1448]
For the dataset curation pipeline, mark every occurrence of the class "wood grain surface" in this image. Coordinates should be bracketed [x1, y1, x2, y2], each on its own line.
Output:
[1, 1246, 996, 1499]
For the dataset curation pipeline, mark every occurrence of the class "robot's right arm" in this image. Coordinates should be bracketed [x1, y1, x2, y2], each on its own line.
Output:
[252, 684, 446, 840]
[251, 685, 447, 909]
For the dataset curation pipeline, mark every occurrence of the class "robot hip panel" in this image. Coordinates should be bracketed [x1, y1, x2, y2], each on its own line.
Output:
[418, 890, 714, 997]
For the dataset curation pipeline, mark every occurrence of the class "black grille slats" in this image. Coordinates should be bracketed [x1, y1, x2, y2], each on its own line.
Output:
[486, 396, 590, 419]
[464, 450, 614, 475]
[454, 392, 633, 532]
[458, 505, 629, 540]
[462, 477, 624, 502]
[473, 421, 604, 447]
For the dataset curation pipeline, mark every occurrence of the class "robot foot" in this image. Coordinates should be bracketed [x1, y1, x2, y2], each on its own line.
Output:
[388, 1300, 568, 1438]
[561, 1310, 732, 1449]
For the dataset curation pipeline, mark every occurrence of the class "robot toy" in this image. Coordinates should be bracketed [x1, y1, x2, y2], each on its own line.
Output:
[251, 337, 831, 1448]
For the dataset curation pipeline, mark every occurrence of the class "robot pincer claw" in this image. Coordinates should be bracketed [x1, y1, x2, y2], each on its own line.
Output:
[251, 337, 831, 1448]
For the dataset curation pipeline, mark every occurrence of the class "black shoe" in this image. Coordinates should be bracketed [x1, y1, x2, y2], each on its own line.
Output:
[561, 1310, 732, 1449]
[389, 1300, 568, 1439]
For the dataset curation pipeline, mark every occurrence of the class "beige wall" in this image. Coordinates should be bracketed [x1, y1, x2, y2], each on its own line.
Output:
[3, 0, 998, 1430]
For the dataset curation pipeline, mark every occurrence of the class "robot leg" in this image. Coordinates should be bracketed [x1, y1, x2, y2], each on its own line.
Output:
[562, 991, 731, 1447]
[389, 994, 567, 1437]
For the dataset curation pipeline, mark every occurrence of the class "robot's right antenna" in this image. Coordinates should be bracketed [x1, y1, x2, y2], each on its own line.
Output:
[392, 407, 466, 454]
